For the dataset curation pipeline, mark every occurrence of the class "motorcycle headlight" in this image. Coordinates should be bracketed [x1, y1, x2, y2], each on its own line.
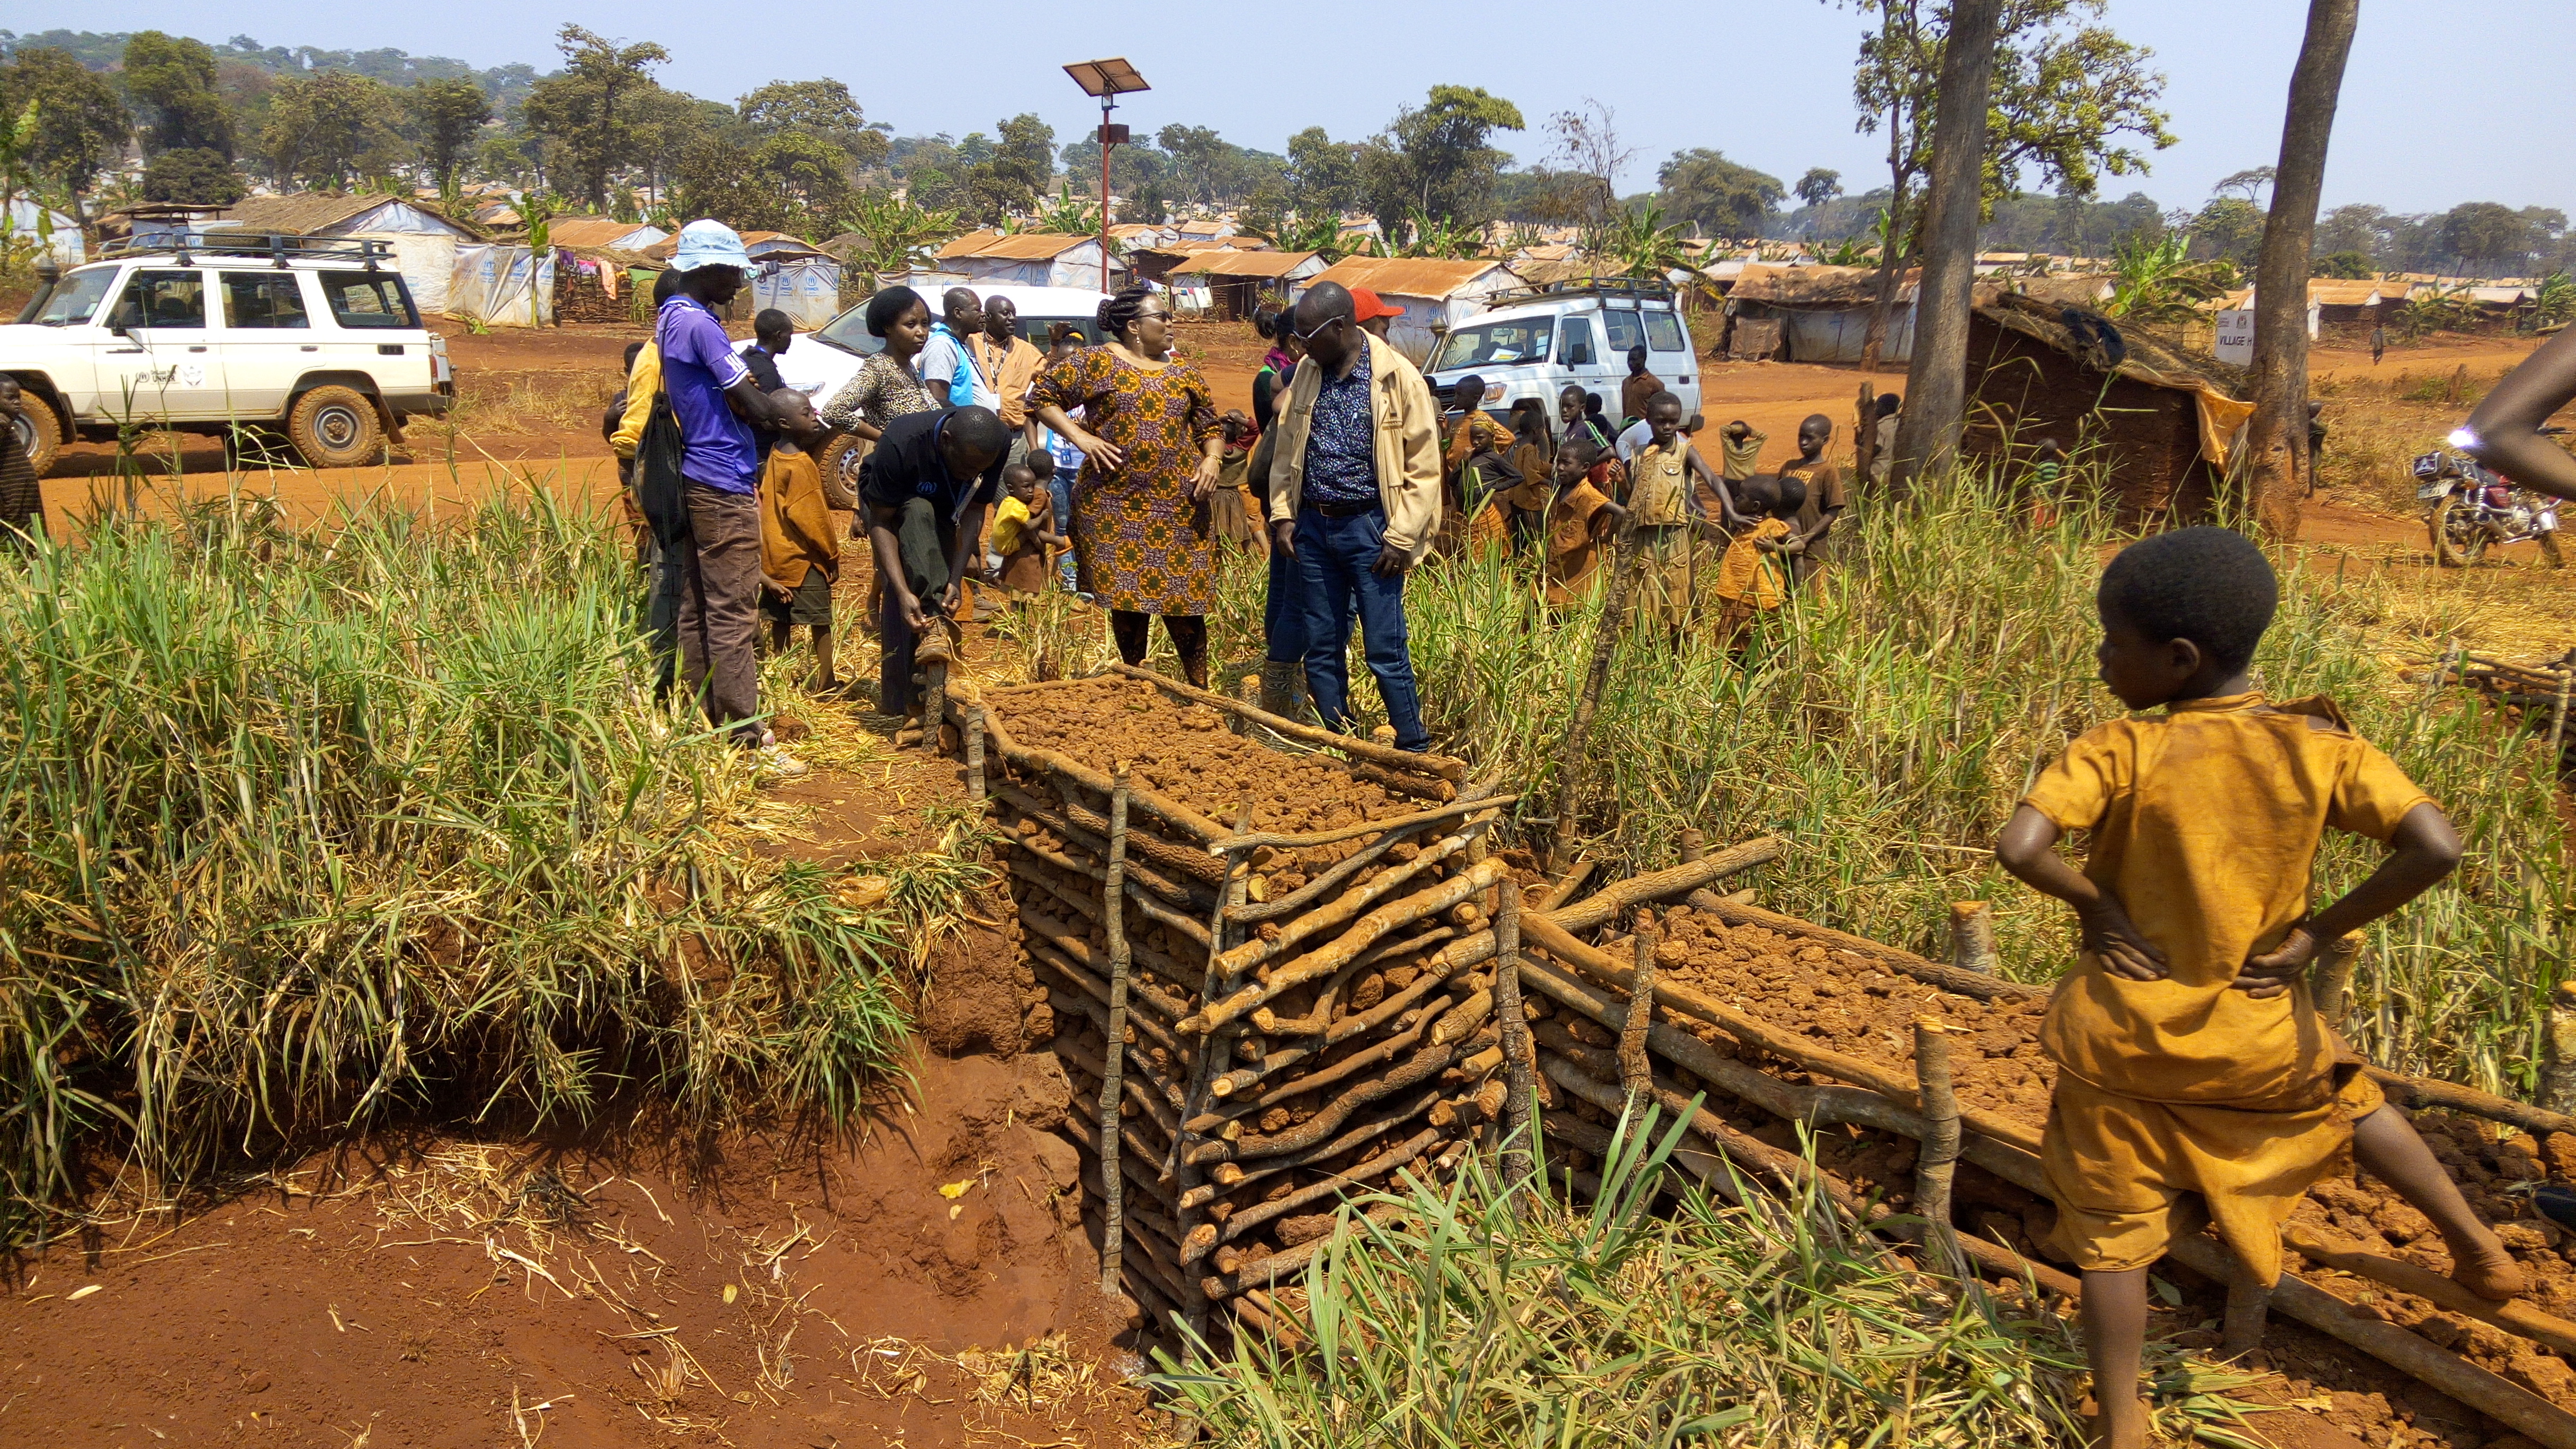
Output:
[2447, 426, 2481, 451]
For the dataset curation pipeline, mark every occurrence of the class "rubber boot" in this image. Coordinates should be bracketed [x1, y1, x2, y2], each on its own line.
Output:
[1257, 659, 1300, 720]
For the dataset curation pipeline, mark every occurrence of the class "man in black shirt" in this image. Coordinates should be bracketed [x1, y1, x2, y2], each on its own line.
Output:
[861, 406, 1011, 718]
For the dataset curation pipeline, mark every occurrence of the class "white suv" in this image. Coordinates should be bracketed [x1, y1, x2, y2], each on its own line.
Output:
[1421, 279, 1700, 425]
[3, 235, 453, 475]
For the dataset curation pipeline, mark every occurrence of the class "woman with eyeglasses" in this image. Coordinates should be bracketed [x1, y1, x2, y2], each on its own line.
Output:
[1031, 285, 1228, 687]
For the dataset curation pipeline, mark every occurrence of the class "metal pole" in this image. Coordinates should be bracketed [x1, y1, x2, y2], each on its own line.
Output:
[1099, 96, 1114, 294]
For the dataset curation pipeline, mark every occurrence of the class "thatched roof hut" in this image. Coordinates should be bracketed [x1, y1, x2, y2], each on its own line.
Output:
[1965, 292, 2251, 523]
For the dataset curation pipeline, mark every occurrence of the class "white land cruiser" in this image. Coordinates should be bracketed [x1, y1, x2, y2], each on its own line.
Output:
[1421, 279, 1700, 425]
[3, 235, 453, 475]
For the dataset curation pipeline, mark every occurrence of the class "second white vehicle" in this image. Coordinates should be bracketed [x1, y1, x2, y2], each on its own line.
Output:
[1420, 279, 1700, 424]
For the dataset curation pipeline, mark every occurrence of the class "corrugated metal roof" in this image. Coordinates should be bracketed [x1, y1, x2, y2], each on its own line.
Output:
[936, 230, 1097, 261]
[1305, 256, 1517, 299]
[1166, 249, 1321, 278]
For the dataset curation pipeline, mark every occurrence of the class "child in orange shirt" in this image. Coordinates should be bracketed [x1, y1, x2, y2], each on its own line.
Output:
[1710, 475, 1800, 645]
[757, 390, 842, 691]
[1995, 527, 2520, 1449]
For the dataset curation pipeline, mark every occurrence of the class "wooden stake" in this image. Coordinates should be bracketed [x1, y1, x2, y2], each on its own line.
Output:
[1621, 911, 1659, 1110]
[2550, 661, 2572, 760]
[1679, 827, 1705, 864]
[1947, 901, 1997, 974]
[1098, 773, 1133, 1298]
[965, 706, 987, 802]
[922, 658, 947, 753]
[1911, 1019, 1962, 1276]
[1493, 850, 1537, 1198]
[2312, 931, 2365, 1030]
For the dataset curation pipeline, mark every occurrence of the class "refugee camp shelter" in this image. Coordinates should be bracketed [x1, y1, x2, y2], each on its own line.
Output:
[1110, 222, 1176, 250]
[215, 193, 478, 314]
[1723, 262, 1919, 363]
[744, 236, 843, 328]
[7, 199, 86, 264]
[934, 230, 1121, 289]
[1964, 291, 2251, 523]
[551, 247, 659, 324]
[1164, 249, 1323, 319]
[449, 243, 557, 327]
[545, 217, 668, 252]
[1174, 217, 1239, 244]
[1292, 257, 1526, 364]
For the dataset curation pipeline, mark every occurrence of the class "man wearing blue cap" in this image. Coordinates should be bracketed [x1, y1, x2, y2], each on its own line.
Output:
[660, 219, 817, 776]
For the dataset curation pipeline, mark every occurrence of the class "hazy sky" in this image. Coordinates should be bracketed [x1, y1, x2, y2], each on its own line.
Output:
[59, 0, 2576, 216]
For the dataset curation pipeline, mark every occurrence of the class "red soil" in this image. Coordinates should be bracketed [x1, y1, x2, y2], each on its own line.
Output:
[0, 726, 1153, 1448]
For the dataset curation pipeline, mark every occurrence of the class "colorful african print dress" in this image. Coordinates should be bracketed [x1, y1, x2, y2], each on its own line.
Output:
[1030, 348, 1221, 615]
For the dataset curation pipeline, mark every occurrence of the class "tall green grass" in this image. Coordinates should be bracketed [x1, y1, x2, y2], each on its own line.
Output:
[1194, 469, 2565, 1098]
[0, 490, 954, 1237]
[1158, 1111, 2272, 1447]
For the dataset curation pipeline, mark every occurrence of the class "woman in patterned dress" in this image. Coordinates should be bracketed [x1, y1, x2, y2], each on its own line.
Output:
[1031, 287, 1226, 687]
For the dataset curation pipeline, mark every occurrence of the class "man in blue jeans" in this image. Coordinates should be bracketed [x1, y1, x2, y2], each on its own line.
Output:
[1263, 281, 1443, 752]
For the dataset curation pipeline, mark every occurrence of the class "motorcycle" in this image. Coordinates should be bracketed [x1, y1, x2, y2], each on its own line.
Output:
[2417, 427, 2565, 569]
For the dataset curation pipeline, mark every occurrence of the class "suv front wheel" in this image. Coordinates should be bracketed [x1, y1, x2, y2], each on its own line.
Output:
[288, 385, 387, 470]
[13, 392, 65, 477]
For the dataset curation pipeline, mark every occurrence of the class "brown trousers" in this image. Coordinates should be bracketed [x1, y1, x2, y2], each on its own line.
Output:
[677, 482, 764, 744]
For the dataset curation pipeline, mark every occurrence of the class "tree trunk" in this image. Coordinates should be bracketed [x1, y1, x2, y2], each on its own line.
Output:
[2246, 0, 2362, 543]
[1890, 0, 2002, 496]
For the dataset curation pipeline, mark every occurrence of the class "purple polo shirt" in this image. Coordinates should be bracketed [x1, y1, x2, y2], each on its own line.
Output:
[656, 296, 757, 494]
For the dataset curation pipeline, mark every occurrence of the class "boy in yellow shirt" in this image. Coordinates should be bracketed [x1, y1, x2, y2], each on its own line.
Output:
[757, 391, 842, 692]
[1994, 527, 2520, 1449]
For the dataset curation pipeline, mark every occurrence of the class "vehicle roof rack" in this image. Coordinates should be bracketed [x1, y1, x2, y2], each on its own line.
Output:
[93, 233, 394, 271]
[1482, 276, 1678, 308]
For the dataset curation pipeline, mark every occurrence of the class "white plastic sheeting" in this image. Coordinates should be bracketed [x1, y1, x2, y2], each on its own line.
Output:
[448, 243, 557, 327]
[4, 200, 83, 265]
[749, 257, 843, 329]
[1783, 304, 1917, 365]
[354, 231, 457, 316]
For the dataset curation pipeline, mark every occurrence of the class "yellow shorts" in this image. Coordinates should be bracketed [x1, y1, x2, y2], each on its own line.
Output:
[2042, 1062, 2384, 1286]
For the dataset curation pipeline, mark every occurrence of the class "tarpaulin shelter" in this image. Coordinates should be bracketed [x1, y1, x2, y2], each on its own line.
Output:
[449, 243, 557, 327]
[214, 194, 479, 314]
[1291, 256, 1526, 365]
[1723, 262, 1920, 364]
[933, 230, 1123, 290]
[1964, 292, 2251, 523]
[1164, 249, 1323, 320]
[545, 217, 669, 252]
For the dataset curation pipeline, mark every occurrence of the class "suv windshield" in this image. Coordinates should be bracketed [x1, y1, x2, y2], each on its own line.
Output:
[1430, 317, 1555, 373]
[31, 268, 118, 326]
[812, 306, 890, 357]
[319, 271, 418, 328]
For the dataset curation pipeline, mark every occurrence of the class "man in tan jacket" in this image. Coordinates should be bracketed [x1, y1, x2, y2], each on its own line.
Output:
[1265, 281, 1443, 752]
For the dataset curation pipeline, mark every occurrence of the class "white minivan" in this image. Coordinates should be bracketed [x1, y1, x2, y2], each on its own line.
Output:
[1420, 280, 1700, 424]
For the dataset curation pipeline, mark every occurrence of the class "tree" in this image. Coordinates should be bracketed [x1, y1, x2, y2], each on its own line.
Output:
[1657, 150, 1782, 239]
[520, 26, 667, 211]
[967, 112, 1053, 221]
[2440, 202, 2543, 273]
[1794, 167, 1844, 210]
[2313, 202, 2391, 263]
[2311, 249, 2373, 280]
[407, 78, 490, 192]
[2211, 165, 2275, 203]
[907, 164, 960, 213]
[141, 147, 245, 204]
[834, 189, 957, 277]
[2189, 194, 2268, 271]
[0, 48, 129, 231]
[123, 31, 234, 157]
[1542, 100, 1633, 235]
[1847, 0, 2174, 370]
[1891, 0, 2002, 493]
[1359, 85, 1524, 233]
[2246, 0, 2358, 543]
[1285, 126, 1361, 218]
[264, 71, 406, 190]
[738, 78, 865, 149]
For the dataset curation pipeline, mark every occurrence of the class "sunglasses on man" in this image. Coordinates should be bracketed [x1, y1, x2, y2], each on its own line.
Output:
[1292, 311, 1348, 343]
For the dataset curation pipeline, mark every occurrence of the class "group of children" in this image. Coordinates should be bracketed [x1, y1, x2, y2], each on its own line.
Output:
[1443, 376, 1853, 643]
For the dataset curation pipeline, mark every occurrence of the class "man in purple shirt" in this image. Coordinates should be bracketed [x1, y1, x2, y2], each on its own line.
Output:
[659, 220, 815, 773]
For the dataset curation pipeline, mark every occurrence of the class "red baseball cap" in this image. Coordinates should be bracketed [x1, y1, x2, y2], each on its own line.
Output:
[1349, 287, 1403, 323]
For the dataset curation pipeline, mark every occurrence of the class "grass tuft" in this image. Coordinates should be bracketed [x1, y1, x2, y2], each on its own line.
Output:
[0, 489, 960, 1238]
